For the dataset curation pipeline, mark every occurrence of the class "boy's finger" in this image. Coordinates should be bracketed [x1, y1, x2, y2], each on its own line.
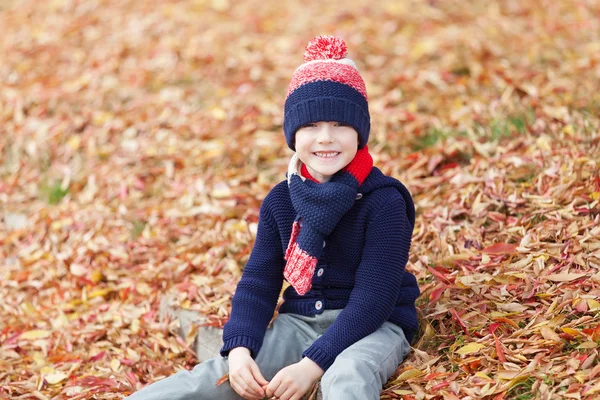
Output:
[238, 370, 264, 398]
[250, 363, 269, 386]
[273, 384, 288, 399]
[265, 379, 279, 397]
[279, 387, 295, 400]
[290, 391, 304, 400]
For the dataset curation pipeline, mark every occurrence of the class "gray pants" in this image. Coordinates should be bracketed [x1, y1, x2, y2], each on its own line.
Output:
[127, 310, 410, 400]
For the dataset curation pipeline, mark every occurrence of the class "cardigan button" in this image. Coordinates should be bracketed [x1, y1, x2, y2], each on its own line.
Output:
[315, 300, 323, 310]
[355, 193, 363, 200]
[322, 240, 326, 248]
[317, 268, 324, 277]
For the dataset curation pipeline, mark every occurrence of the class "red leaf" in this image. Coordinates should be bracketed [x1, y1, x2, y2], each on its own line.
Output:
[427, 266, 453, 283]
[489, 323, 501, 335]
[424, 372, 443, 381]
[125, 372, 138, 386]
[449, 308, 469, 336]
[429, 283, 447, 304]
[431, 380, 450, 391]
[482, 243, 518, 254]
[89, 351, 105, 362]
[493, 333, 507, 363]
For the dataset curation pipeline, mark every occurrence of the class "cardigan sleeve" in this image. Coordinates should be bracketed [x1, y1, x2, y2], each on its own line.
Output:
[220, 196, 285, 358]
[302, 194, 412, 371]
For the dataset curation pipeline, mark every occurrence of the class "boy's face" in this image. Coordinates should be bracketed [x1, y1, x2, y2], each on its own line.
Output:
[294, 121, 359, 183]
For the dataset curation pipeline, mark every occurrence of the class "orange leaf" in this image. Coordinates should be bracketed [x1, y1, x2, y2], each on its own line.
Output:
[216, 374, 229, 386]
[492, 317, 520, 329]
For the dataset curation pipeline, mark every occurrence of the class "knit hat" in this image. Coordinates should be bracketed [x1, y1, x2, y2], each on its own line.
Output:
[283, 36, 370, 151]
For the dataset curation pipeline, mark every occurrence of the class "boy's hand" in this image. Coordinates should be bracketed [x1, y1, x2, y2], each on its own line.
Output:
[228, 347, 269, 400]
[265, 357, 324, 400]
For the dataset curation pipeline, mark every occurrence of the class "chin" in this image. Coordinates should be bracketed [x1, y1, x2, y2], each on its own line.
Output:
[317, 168, 342, 177]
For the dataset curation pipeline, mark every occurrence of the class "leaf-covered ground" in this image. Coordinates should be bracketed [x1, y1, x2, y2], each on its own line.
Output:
[1, 0, 600, 399]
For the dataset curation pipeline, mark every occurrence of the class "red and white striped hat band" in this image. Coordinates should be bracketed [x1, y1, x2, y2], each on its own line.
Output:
[286, 60, 368, 99]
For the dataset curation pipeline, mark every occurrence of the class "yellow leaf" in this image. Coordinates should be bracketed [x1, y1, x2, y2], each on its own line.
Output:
[455, 342, 485, 356]
[130, 318, 140, 334]
[20, 330, 51, 340]
[562, 124, 575, 136]
[490, 311, 509, 318]
[88, 288, 111, 299]
[212, 182, 232, 199]
[126, 348, 141, 362]
[480, 382, 494, 396]
[508, 374, 531, 389]
[587, 299, 600, 311]
[40, 366, 55, 374]
[45, 371, 68, 384]
[69, 263, 87, 277]
[21, 302, 37, 316]
[90, 270, 104, 284]
[574, 371, 586, 383]
[210, 107, 227, 120]
[210, 0, 229, 12]
[475, 372, 493, 381]
[561, 327, 580, 336]
[93, 111, 113, 125]
[578, 342, 598, 349]
[51, 312, 69, 330]
[395, 368, 424, 381]
[393, 389, 414, 395]
[136, 282, 152, 296]
[67, 135, 81, 150]
[110, 359, 121, 372]
[410, 38, 438, 59]
[536, 136, 552, 151]
[591, 192, 600, 201]
[33, 352, 45, 367]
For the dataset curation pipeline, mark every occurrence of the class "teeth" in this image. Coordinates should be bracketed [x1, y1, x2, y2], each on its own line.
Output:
[314, 152, 339, 158]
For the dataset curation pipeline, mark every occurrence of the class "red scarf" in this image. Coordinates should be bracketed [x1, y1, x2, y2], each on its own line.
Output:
[284, 146, 373, 295]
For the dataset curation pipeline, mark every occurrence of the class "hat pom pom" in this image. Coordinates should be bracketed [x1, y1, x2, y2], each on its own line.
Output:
[303, 35, 348, 62]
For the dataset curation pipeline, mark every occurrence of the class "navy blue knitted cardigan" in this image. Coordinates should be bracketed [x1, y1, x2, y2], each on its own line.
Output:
[220, 167, 420, 371]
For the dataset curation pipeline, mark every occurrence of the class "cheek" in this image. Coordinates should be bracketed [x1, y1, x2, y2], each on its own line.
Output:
[343, 136, 359, 151]
[294, 137, 313, 155]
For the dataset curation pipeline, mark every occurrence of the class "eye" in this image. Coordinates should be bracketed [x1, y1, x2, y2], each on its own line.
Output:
[301, 123, 317, 128]
[335, 122, 349, 127]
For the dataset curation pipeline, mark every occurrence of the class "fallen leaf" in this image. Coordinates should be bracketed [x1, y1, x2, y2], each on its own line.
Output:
[540, 326, 562, 342]
[455, 343, 485, 356]
[45, 371, 68, 385]
[216, 374, 229, 386]
[544, 273, 587, 282]
[482, 243, 518, 254]
[20, 330, 51, 340]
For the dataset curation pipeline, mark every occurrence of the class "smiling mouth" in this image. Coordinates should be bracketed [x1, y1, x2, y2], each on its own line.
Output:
[313, 152, 340, 158]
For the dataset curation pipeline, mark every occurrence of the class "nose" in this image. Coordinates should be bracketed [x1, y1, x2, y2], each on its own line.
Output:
[316, 124, 334, 143]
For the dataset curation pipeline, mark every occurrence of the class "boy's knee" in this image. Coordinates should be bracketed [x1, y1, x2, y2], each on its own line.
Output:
[321, 356, 380, 389]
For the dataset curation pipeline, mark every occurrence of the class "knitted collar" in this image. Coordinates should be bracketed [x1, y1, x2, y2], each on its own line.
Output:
[284, 147, 373, 295]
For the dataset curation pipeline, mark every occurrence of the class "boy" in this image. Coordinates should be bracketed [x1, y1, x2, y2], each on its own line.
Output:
[127, 35, 419, 400]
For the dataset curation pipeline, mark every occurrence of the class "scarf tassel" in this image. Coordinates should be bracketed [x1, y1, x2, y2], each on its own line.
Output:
[284, 220, 317, 295]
